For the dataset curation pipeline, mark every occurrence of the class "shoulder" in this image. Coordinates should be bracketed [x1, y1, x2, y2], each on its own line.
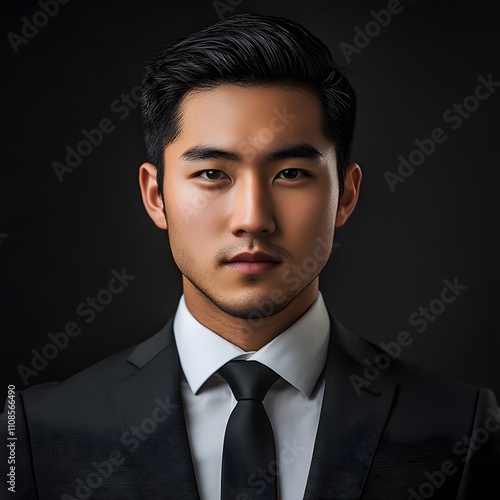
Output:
[331, 314, 495, 421]
[330, 316, 500, 495]
[14, 318, 175, 425]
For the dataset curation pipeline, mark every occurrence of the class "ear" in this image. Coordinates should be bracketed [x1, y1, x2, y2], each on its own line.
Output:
[138, 162, 167, 230]
[335, 162, 362, 227]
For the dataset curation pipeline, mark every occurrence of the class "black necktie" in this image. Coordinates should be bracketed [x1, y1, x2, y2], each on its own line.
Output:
[218, 360, 281, 500]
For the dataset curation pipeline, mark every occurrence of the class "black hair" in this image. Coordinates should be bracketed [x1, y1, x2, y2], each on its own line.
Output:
[140, 13, 357, 198]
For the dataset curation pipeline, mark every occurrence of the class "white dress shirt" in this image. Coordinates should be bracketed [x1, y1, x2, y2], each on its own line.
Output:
[173, 291, 330, 500]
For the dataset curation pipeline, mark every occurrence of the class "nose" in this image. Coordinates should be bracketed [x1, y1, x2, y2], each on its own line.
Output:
[229, 173, 276, 237]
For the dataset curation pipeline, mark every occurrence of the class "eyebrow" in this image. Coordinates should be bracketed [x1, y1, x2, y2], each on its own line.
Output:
[180, 143, 324, 163]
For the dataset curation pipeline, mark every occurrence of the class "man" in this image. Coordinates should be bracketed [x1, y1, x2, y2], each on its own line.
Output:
[1, 13, 499, 500]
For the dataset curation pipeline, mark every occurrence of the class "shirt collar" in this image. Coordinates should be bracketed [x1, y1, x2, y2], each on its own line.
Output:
[173, 291, 330, 399]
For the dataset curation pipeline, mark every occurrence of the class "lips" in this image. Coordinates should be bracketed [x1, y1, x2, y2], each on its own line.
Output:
[226, 251, 280, 263]
[225, 251, 281, 274]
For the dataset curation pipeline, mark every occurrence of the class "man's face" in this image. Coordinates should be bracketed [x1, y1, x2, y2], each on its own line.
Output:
[149, 85, 349, 319]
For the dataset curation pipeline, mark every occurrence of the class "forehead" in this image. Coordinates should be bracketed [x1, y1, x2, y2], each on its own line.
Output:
[174, 84, 326, 146]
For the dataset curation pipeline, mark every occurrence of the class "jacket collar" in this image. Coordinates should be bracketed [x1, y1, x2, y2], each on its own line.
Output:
[110, 317, 201, 498]
[303, 312, 396, 499]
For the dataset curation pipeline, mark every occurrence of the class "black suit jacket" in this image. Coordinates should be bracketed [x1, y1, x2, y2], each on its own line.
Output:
[2, 311, 499, 499]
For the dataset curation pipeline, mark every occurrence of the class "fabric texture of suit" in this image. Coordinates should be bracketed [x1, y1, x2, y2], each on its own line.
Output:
[2, 310, 499, 499]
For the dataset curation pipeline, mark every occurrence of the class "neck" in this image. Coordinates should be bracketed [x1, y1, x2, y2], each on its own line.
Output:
[182, 279, 319, 351]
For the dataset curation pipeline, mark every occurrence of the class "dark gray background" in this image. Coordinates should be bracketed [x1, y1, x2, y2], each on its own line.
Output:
[0, 0, 498, 403]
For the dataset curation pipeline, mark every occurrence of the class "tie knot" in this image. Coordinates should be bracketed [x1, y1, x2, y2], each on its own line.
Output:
[218, 360, 280, 401]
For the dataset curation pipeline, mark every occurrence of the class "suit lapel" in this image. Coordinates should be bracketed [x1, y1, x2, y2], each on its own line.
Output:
[303, 315, 397, 500]
[109, 318, 200, 499]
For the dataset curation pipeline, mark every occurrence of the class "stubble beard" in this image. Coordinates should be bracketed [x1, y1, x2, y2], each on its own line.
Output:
[182, 268, 318, 320]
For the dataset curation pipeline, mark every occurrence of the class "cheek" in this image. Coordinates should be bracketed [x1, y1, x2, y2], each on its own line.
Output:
[165, 181, 226, 250]
[278, 187, 337, 240]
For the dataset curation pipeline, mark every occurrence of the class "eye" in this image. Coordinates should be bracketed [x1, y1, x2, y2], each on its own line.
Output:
[198, 169, 229, 180]
[276, 169, 309, 180]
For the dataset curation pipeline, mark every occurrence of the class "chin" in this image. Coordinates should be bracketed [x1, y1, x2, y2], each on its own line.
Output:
[210, 289, 296, 320]
[184, 272, 306, 319]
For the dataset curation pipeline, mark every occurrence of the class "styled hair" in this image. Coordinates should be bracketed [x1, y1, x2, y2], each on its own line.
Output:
[140, 13, 357, 197]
